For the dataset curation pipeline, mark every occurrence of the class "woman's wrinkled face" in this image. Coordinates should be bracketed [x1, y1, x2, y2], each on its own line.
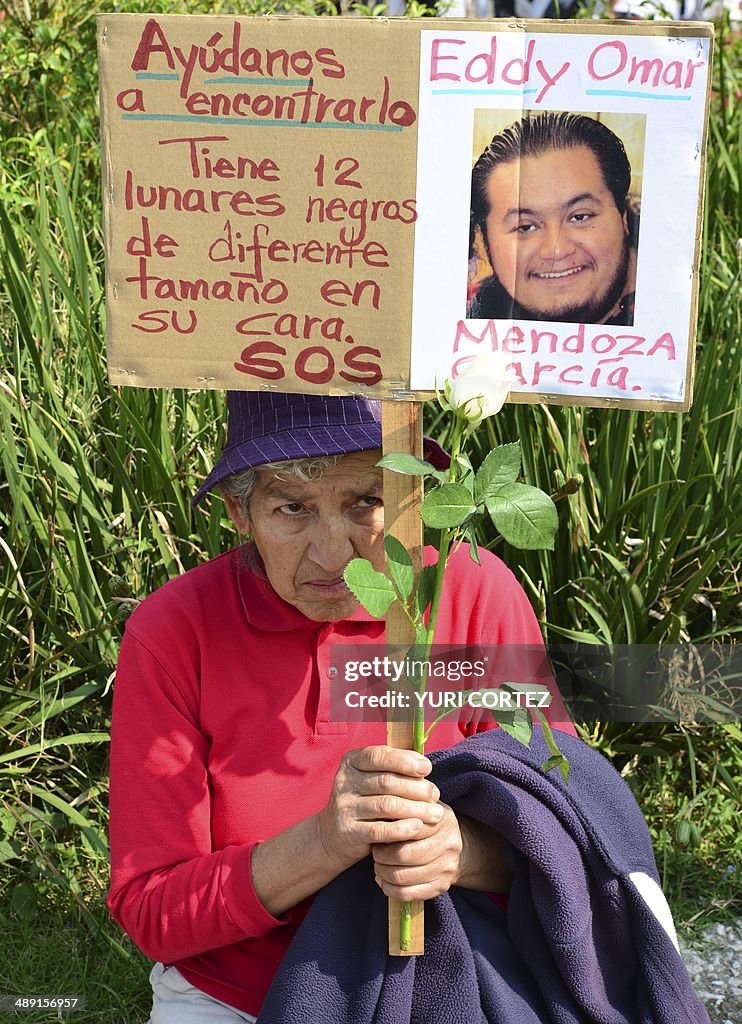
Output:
[225, 450, 386, 622]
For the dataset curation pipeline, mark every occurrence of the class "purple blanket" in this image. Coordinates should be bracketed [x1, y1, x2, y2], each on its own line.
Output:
[257, 728, 708, 1024]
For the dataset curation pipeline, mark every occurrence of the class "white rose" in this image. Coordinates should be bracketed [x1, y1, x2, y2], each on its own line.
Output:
[444, 352, 511, 425]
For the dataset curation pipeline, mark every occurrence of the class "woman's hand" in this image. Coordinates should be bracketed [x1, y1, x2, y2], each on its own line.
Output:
[371, 801, 463, 901]
[372, 810, 512, 901]
[252, 746, 510, 919]
[316, 745, 444, 872]
[252, 745, 441, 918]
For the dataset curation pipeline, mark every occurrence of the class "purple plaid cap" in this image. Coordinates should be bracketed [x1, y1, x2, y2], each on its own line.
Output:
[192, 391, 449, 505]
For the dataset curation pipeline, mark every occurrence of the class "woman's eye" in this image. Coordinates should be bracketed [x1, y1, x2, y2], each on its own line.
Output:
[569, 212, 594, 224]
[278, 503, 305, 517]
[514, 222, 538, 234]
[356, 495, 383, 510]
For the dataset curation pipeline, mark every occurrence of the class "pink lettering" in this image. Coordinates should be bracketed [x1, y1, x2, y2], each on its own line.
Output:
[465, 36, 498, 85]
[588, 40, 627, 82]
[646, 332, 676, 360]
[430, 39, 465, 82]
[559, 365, 583, 385]
[502, 40, 535, 86]
[534, 57, 570, 104]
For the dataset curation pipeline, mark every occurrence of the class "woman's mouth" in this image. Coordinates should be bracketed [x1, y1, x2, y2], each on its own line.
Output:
[305, 579, 349, 595]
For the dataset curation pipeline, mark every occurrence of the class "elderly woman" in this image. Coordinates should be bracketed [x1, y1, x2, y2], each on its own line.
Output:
[108, 391, 575, 1023]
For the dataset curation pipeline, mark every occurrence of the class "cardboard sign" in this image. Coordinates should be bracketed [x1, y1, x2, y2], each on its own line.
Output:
[99, 16, 712, 410]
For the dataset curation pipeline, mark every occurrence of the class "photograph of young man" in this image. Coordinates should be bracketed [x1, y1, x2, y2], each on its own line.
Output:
[468, 111, 640, 327]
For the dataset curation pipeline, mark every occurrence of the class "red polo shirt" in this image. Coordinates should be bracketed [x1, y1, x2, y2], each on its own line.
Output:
[108, 545, 574, 1016]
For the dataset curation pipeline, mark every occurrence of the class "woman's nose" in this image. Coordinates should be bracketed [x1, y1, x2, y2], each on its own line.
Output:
[306, 518, 355, 574]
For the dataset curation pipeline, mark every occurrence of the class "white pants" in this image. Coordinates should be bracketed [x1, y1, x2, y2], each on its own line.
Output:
[148, 963, 258, 1023]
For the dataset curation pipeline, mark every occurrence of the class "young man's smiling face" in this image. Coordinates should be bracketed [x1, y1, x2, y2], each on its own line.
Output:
[225, 450, 386, 622]
[482, 145, 630, 324]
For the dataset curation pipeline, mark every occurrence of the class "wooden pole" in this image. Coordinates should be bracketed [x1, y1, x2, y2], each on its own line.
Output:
[381, 399, 425, 956]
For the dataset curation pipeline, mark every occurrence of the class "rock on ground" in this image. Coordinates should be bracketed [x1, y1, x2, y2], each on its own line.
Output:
[679, 919, 742, 1024]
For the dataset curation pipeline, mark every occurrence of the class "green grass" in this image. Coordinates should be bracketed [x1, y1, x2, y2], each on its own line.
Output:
[0, 2, 740, 1018]
[0, 903, 151, 1024]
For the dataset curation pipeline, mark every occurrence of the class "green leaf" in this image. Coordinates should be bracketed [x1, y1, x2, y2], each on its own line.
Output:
[421, 483, 476, 529]
[485, 483, 558, 550]
[415, 566, 437, 619]
[25, 785, 109, 858]
[343, 559, 397, 618]
[0, 808, 16, 838]
[377, 453, 437, 476]
[454, 453, 476, 495]
[11, 881, 37, 922]
[542, 754, 570, 783]
[474, 443, 521, 503]
[466, 526, 481, 564]
[455, 452, 474, 474]
[383, 534, 414, 602]
[532, 709, 570, 784]
[0, 839, 21, 864]
[0, 733, 109, 765]
[495, 708, 533, 746]
[459, 472, 476, 497]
